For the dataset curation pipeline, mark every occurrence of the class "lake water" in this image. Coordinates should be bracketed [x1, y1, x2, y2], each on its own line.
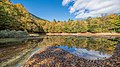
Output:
[0, 35, 119, 67]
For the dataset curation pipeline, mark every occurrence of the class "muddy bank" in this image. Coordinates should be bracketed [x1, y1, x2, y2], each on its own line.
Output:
[46, 33, 120, 36]
[24, 44, 120, 67]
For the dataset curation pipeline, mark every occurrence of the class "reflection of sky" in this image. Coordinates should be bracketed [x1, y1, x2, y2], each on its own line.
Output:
[58, 46, 112, 60]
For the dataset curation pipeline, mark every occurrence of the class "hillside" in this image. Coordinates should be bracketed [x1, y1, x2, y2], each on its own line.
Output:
[0, 0, 120, 34]
[0, 0, 47, 33]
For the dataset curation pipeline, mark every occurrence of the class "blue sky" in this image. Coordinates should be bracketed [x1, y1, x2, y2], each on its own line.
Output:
[11, 0, 120, 21]
[62, 0, 120, 19]
[11, 0, 76, 21]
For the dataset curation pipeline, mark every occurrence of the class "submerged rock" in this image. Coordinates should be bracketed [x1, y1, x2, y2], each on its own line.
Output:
[24, 44, 120, 67]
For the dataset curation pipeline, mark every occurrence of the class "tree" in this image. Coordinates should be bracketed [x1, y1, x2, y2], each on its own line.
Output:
[1, 0, 10, 2]
[53, 19, 56, 23]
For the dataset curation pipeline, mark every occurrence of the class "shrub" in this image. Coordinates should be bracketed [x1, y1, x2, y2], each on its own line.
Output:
[0, 30, 28, 38]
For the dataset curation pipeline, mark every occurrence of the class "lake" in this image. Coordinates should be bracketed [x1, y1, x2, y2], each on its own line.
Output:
[0, 35, 119, 67]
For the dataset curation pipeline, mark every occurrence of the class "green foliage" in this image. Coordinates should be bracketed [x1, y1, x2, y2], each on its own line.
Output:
[0, 1, 46, 33]
[0, 30, 28, 38]
[41, 14, 120, 33]
[0, 1, 120, 33]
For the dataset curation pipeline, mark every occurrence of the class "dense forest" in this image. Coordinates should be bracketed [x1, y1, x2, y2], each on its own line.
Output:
[0, 0, 46, 33]
[0, 0, 120, 34]
[43, 14, 120, 33]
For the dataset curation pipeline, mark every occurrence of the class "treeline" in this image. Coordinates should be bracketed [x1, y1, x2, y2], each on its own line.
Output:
[41, 14, 120, 33]
[0, 0, 120, 33]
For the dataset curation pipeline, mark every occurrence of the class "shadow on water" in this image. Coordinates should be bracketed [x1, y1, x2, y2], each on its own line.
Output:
[0, 36, 120, 67]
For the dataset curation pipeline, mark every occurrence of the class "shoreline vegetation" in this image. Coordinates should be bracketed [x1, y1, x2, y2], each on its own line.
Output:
[0, 30, 28, 38]
[1, 31, 120, 38]
[1, 1, 120, 38]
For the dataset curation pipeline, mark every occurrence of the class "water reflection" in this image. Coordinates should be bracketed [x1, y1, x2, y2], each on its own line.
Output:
[41, 36, 117, 55]
[0, 38, 44, 67]
[0, 36, 119, 66]
[58, 46, 112, 60]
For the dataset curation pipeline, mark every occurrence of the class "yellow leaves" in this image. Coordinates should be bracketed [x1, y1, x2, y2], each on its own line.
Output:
[107, 47, 114, 51]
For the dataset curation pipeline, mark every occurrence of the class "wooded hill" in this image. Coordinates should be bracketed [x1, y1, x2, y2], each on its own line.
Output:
[0, 0, 120, 33]
[0, 0, 47, 33]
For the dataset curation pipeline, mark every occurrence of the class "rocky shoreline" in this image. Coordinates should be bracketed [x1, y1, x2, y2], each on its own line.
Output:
[24, 44, 120, 67]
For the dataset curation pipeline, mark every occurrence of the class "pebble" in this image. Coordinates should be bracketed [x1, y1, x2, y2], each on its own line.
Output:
[24, 44, 120, 67]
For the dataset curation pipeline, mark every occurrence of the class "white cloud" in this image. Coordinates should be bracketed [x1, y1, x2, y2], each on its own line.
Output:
[62, 0, 71, 6]
[62, 0, 120, 18]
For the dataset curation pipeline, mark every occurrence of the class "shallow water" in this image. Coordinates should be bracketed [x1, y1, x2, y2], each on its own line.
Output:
[0, 36, 119, 67]
[58, 46, 112, 60]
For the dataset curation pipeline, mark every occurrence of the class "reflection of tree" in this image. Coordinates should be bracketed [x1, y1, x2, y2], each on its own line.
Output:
[40, 36, 117, 54]
[0, 36, 118, 66]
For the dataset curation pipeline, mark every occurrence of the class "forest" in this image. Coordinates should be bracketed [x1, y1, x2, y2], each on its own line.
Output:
[0, 0, 120, 67]
[0, 0, 120, 35]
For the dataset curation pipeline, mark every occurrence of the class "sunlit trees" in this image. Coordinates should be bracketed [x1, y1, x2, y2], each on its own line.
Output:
[0, 1, 120, 33]
[75, 20, 88, 33]
[0, 1, 45, 33]
[42, 14, 120, 33]
[108, 14, 120, 33]
[0, 2, 21, 30]
[0, 0, 10, 2]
